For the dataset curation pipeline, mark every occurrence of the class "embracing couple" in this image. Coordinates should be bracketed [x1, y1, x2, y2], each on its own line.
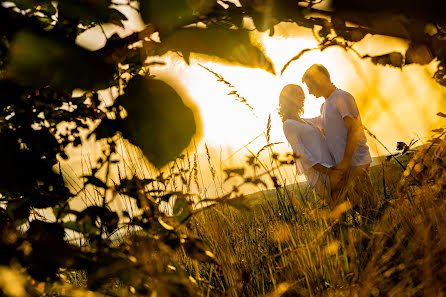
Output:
[280, 64, 378, 218]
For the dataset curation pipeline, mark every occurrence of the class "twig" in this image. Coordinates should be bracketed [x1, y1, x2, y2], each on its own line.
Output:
[363, 126, 406, 170]
[198, 63, 257, 116]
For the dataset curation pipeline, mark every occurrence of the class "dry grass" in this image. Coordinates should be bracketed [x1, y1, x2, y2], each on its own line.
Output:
[171, 132, 446, 296]
[2, 130, 445, 297]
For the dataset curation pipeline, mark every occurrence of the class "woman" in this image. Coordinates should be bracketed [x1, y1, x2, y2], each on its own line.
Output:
[279, 84, 334, 204]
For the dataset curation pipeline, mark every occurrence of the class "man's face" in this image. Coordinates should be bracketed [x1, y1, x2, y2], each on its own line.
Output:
[304, 78, 324, 98]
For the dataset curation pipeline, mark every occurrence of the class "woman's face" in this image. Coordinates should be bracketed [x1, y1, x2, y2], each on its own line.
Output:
[283, 89, 304, 109]
[279, 89, 305, 117]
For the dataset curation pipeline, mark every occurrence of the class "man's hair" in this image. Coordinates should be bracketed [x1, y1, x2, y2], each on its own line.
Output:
[302, 64, 330, 83]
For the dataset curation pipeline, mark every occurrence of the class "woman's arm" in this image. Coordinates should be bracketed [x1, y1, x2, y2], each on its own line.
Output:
[312, 163, 330, 175]
[312, 163, 341, 184]
[283, 122, 313, 174]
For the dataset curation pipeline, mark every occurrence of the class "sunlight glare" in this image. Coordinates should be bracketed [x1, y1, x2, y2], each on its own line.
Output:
[150, 22, 446, 166]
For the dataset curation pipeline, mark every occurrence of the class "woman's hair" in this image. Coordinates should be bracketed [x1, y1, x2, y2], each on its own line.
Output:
[279, 84, 305, 120]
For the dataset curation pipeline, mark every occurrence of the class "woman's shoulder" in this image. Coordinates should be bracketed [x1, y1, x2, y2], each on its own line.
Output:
[283, 118, 306, 126]
[283, 119, 304, 131]
[283, 119, 295, 133]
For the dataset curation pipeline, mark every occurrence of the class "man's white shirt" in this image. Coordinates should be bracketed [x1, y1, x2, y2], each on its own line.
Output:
[306, 89, 371, 166]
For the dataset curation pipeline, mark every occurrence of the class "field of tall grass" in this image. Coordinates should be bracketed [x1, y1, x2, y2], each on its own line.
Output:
[108, 120, 444, 297]
[173, 134, 446, 297]
[1, 123, 445, 297]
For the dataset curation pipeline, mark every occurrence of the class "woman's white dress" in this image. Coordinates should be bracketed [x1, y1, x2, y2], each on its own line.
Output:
[283, 119, 335, 201]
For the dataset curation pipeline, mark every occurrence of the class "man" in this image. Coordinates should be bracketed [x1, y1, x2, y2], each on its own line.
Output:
[301, 64, 378, 218]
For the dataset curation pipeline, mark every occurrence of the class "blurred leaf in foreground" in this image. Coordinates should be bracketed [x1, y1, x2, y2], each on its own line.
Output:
[140, 0, 215, 32]
[7, 31, 116, 91]
[369, 52, 404, 68]
[173, 195, 191, 223]
[119, 76, 196, 168]
[58, 0, 110, 23]
[159, 27, 275, 74]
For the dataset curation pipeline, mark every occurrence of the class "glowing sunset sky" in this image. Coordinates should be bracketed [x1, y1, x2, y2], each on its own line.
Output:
[147, 25, 445, 159]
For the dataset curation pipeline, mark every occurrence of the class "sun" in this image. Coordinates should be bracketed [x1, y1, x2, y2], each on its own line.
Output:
[151, 32, 329, 151]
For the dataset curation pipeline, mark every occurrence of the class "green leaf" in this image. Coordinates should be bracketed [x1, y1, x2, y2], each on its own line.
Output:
[8, 31, 116, 91]
[11, 0, 57, 17]
[396, 141, 407, 151]
[58, 0, 110, 23]
[27, 220, 65, 242]
[6, 198, 30, 225]
[82, 175, 107, 189]
[26, 220, 75, 281]
[159, 27, 275, 74]
[140, 0, 214, 32]
[9, 0, 35, 9]
[405, 43, 433, 65]
[244, 177, 267, 188]
[0, 132, 36, 196]
[76, 206, 119, 235]
[28, 192, 69, 209]
[140, 178, 156, 186]
[182, 237, 217, 263]
[107, 8, 128, 28]
[65, 219, 102, 237]
[252, 12, 273, 32]
[173, 196, 191, 223]
[89, 118, 123, 140]
[159, 191, 183, 202]
[38, 1, 57, 16]
[369, 52, 404, 68]
[223, 167, 245, 181]
[119, 76, 196, 168]
[115, 176, 155, 200]
[52, 202, 72, 220]
[61, 220, 80, 231]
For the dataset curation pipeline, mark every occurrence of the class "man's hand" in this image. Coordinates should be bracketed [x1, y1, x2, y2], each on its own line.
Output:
[334, 159, 349, 173]
[328, 167, 344, 190]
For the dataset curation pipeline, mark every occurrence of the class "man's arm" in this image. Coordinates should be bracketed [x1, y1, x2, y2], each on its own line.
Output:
[303, 115, 322, 129]
[335, 115, 362, 171]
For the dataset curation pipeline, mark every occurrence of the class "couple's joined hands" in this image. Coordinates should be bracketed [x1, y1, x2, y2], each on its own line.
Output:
[312, 160, 349, 189]
[328, 160, 349, 189]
